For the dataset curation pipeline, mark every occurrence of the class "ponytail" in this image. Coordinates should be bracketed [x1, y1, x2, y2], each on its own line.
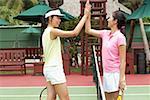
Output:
[120, 25, 126, 36]
[113, 10, 126, 36]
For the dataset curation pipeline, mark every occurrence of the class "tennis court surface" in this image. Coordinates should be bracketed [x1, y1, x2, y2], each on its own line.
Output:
[0, 74, 149, 100]
[0, 86, 149, 100]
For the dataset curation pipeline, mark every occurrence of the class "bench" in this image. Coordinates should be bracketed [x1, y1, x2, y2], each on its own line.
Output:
[25, 48, 43, 59]
[24, 48, 43, 64]
[33, 62, 44, 75]
[0, 49, 26, 74]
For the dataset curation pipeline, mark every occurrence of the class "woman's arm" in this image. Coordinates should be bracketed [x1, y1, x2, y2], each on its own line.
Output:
[50, 2, 91, 39]
[85, 13, 102, 38]
[51, 14, 88, 38]
[85, 5, 107, 38]
[119, 45, 126, 91]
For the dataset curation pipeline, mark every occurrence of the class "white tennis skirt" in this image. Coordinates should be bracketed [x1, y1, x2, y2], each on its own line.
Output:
[43, 66, 66, 85]
[103, 72, 120, 93]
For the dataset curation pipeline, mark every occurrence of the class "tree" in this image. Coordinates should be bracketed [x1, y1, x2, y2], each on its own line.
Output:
[119, 0, 142, 50]
[120, 0, 150, 64]
[0, 0, 38, 25]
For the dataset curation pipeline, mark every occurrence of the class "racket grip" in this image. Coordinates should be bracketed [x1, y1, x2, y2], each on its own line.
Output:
[117, 90, 122, 100]
[119, 90, 122, 95]
[117, 95, 122, 100]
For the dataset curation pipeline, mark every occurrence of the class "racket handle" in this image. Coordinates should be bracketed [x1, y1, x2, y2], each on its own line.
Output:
[117, 90, 122, 100]
[117, 95, 122, 100]
[119, 90, 122, 95]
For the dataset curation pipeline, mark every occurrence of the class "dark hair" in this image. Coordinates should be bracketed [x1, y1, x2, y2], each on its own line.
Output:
[112, 10, 126, 35]
[44, 15, 56, 26]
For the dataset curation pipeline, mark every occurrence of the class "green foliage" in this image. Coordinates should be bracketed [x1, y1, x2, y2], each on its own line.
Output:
[60, 17, 80, 30]
[60, 17, 81, 57]
[0, 6, 22, 25]
[0, 0, 38, 25]
[119, 0, 143, 11]
[119, 0, 150, 23]
[143, 17, 150, 23]
[60, 17, 80, 45]
[23, 0, 34, 10]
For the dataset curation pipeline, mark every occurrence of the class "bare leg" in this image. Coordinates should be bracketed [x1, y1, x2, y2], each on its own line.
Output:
[47, 81, 56, 100]
[120, 91, 124, 100]
[54, 82, 70, 100]
[105, 92, 113, 100]
[112, 91, 119, 100]
[105, 91, 119, 100]
[122, 94, 124, 100]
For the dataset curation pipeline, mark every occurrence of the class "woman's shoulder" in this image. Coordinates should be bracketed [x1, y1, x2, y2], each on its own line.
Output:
[44, 27, 52, 33]
[102, 30, 111, 37]
[100, 29, 111, 35]
[102, 29, 111, 33]
[117, 31, 126, 38]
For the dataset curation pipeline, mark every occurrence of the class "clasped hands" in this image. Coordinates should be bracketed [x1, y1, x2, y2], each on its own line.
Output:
[84, 0, 91, 16]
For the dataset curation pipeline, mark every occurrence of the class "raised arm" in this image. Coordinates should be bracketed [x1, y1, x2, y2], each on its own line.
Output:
[85, 1, 105, 38]
[50, 3, 91, 39]
[51, 14, 88, 38]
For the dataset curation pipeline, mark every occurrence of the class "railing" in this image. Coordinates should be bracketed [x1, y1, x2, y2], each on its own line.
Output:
[0, 49, 26, 74]
[0, 48, 43, 59]
[80, 0, 107, 17]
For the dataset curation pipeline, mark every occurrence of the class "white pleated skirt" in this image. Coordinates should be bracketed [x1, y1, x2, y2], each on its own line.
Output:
[103, 72, 120, 93]
[43, 66, 66, 85]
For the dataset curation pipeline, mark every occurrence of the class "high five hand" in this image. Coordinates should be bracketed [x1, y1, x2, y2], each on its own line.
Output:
[84, 0, 91, 15]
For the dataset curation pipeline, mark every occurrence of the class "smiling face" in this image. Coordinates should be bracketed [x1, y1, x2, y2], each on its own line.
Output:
[48, 15, 61, 27]
[107, 14, 117, 29]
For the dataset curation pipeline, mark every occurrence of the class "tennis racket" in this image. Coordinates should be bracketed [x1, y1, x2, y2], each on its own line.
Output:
[117, 90, 123, 100]
[39, 87, 47, 100]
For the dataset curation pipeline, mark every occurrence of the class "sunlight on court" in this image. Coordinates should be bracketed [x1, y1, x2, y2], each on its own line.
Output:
[0, 85, 149, 100]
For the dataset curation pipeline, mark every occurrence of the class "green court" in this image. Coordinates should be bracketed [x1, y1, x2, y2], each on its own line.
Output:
[0, 85, 149, 100]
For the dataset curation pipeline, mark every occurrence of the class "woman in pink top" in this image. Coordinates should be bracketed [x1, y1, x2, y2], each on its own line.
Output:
[85, 3, 126, 100]
[42, 1, 91, 100]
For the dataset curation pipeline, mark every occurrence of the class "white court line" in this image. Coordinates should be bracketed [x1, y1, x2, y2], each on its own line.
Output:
[125, 93, 150, 96]
[0, 93, 150, 98]
[0, 85, 150, 89]
[0, 86, 45, 89]
[0, 86, 95, 89]
[0, 94, 97, 97]
[127, 85, 150, 87]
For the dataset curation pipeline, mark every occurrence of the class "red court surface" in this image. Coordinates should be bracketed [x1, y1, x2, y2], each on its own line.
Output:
[0, 74, 150, 87]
